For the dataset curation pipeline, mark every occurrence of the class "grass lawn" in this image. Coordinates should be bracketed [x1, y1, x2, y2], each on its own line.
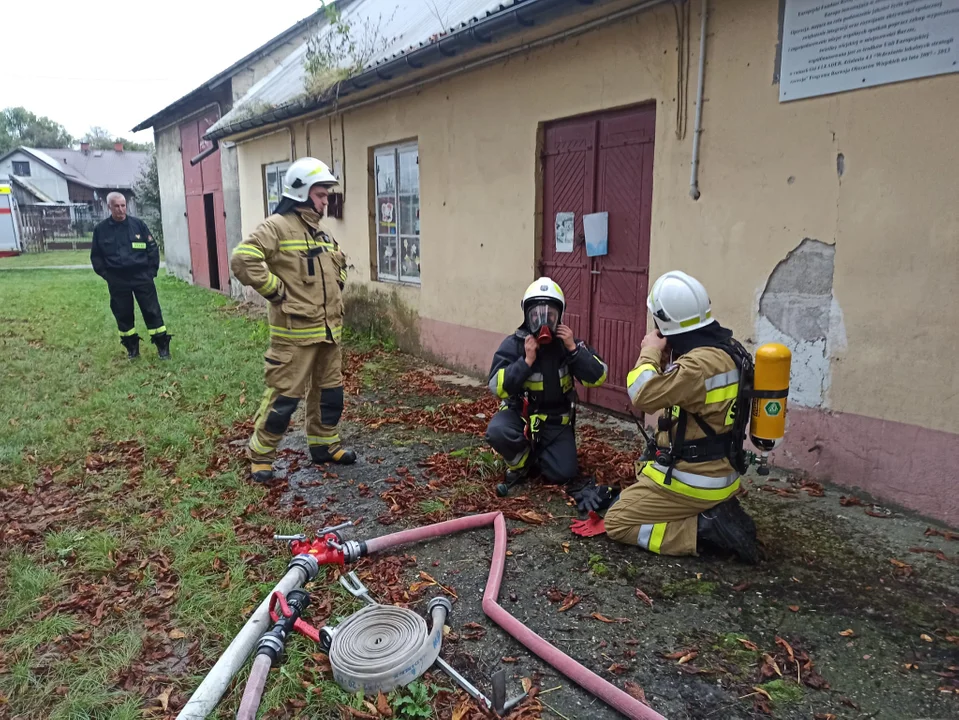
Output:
[0, 250, 167, 269]
[0, 271, 380, 719]
[0, 249, 93, 268]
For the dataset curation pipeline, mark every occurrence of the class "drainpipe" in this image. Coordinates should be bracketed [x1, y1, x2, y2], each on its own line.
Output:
[689, 0, 708, 200]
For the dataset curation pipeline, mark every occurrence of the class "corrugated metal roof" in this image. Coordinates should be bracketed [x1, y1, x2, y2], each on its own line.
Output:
[9, 175, 56, 203]
[209, 0, 533, 136]
[22, 147, 150, 190]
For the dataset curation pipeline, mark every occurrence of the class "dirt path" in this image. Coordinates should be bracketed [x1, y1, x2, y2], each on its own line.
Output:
[262, 348, 959, 720]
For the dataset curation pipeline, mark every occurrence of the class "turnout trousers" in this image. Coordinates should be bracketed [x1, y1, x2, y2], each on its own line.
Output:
[485, 408, 578, 484]
[108, 280, 166, 338]
[248, 340, 345, 463]
[604, 461, 735, 556]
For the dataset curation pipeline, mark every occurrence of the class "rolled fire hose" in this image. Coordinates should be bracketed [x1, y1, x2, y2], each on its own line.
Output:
[330, 597, 451, 694]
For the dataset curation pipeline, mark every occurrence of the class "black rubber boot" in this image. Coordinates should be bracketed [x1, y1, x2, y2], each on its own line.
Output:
[250, 463, 275, 484]
[120, 334, 140, 360]
[697, 498, 759, 564]
[496, 466, 530, 497]
[152, 332, 172, 360]
[310, 444, 357, 465]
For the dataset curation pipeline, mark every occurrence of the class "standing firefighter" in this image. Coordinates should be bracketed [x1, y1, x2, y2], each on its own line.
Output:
[230, 158, 355, 484]
[485, 278, 608, 489]
[91, 192, 170, 360]
[573, 271, 760, 563]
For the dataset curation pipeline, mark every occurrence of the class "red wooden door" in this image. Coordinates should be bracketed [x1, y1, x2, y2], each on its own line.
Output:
[540, 119, 595, 344]
[541, 105, 655, 412]
[180, 110, 229, 291]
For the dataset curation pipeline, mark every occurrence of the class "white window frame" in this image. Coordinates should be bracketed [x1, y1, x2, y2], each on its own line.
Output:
[264, 160, 290, 216]
[374, 142, 420, 285]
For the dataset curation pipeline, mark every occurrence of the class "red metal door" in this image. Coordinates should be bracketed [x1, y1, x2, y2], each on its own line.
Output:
[180, 109, 228, 291]
[540, 118, 596, 343]
[541, 105, 655, 412]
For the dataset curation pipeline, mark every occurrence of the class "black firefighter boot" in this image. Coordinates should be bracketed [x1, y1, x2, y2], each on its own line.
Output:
[697, 497, 760, 564]
[120, 334, 140, 360]
[310, 443, 357, 465]
[152, 332, 172, 360]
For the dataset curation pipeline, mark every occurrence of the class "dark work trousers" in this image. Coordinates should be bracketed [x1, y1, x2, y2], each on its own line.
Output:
[108, 280, 166, 337]
[485, 408, 578, 483]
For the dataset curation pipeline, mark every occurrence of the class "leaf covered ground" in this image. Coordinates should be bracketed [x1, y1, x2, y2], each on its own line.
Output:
[0, 269, 956, 720]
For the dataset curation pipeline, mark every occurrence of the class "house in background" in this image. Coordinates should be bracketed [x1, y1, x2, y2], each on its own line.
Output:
[0, 144, 149, 216]
[194, 0, 958, 526]
[130, 3, 345, 295]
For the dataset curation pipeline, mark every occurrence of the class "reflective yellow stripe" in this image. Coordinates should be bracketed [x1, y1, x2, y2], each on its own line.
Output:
[507, 448, 530, 470]
[680, 311, 711, 328]
[724, 402, 737, 426]
[278, 240, 334, 252]
[118, 328, 137, 337]
[258, 274, 278, 296]
[705, 382, 739, 404]
[641, 461, 740, 502]
[627, 363, 658, 403]
[638, 523, 668, 554]
[131, 242, 147, 250]
[255, 388, 274, 423]
[560, 374, 574, 393]
[330, 326, 342, 338]
[488, 369, 508, 399]
[307, 434, 340, 446]
[269, 325, 328, 340]
[234, 244, 265, 259]
[249, 434, 273, 455]
[581, 356, 608, 388]
[148, 326, 166, 335]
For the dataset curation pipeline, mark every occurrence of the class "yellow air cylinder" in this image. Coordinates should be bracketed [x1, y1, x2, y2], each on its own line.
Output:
[750, 343, 792, 454]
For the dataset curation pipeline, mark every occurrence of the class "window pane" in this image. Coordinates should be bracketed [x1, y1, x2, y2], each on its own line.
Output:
[376, 152, 396, 196]
[399, 193, 419, 236]
[378, 235, 398, 279]
[398, 148, 418, 193]
[400, 236, 421, 282]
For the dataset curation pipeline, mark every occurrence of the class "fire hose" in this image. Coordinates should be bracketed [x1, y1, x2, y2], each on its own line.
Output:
[328, 598, 450, 694]
[179, 513, 666, 720]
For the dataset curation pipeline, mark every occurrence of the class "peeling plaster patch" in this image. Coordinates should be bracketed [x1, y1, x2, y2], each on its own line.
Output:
[756, 239, 842, 409]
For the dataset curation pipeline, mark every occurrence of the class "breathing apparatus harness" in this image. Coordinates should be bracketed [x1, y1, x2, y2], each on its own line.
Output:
[655, 338, 754, 483]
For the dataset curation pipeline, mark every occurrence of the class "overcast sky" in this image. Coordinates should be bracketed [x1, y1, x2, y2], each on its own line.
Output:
[1, 0, 322, 144]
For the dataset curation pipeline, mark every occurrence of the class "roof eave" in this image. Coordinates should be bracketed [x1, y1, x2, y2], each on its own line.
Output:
[206, 0, 598, 141]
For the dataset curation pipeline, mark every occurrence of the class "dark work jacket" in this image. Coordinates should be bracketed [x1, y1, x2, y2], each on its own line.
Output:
[91, 215, 159, 285]
[487, 328, 609, 415]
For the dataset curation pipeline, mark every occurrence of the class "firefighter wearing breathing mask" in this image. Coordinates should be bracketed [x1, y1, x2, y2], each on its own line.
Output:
[592, 271, 759, 563]
[485, 278, 609, 486]
[230, 157, 356, 484]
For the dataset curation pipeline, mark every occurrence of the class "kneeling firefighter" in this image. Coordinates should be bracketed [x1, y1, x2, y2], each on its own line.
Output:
[230, 158, 356, 483]
[485, 278, 608, 488]
[575, 271, 766, 563]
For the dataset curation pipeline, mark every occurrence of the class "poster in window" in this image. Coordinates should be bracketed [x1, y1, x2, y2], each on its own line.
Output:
[584, 212, 608, 257]
[555, 212, 574, 253]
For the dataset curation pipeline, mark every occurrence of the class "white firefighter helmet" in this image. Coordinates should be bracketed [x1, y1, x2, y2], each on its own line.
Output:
[522, 277, 565, 335]
[647, 270, 713, 336]
[282, 157, 338, 203]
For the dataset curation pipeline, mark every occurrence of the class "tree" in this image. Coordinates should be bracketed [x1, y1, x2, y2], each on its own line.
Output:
[82, 126, 152, 152]
[134, 150, 163, 251]
[0, 107, 74, 154]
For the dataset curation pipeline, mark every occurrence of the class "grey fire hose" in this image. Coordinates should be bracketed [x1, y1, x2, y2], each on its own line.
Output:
[328, 597, 450, 694]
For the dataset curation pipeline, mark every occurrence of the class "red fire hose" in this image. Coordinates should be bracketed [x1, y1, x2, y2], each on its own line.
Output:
[362, 512, 665, 720]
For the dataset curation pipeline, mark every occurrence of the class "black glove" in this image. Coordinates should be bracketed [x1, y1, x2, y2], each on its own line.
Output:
[571, 482, 620, 513]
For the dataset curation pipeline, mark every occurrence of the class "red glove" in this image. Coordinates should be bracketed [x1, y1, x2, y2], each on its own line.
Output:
[570, 511, 606, 537]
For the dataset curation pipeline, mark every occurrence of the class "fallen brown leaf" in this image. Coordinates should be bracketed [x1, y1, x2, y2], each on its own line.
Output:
[634, 588, 653, 607]
[732, 582, 750, 591]
[921, 633, 934, 642]
[762, 654, 783, 677]
[840, 697, 860, 710]
[776, 637, 795, 662]
[375, 691, 392, 717]
[788, 605, 800, 612]
[502, 657, 518, 663]
[752, 686, 773, 701]
[624, 681, 649, 705]
[738, 638, 760, 651]
[168, 628, 186, 640]
[814, 714, 837, 720]
[607, 663, 629, 675]
[839, 629, 855, 637]
[156, 687, 172, 712]
[558, 592, 581, 613]
[839, 495, 863, 506]
[591, 613, 619, 624]
[678, 651, 699, 665]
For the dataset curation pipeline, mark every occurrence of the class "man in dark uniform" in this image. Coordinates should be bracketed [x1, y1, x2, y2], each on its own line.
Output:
[91, 192, 170, 360]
